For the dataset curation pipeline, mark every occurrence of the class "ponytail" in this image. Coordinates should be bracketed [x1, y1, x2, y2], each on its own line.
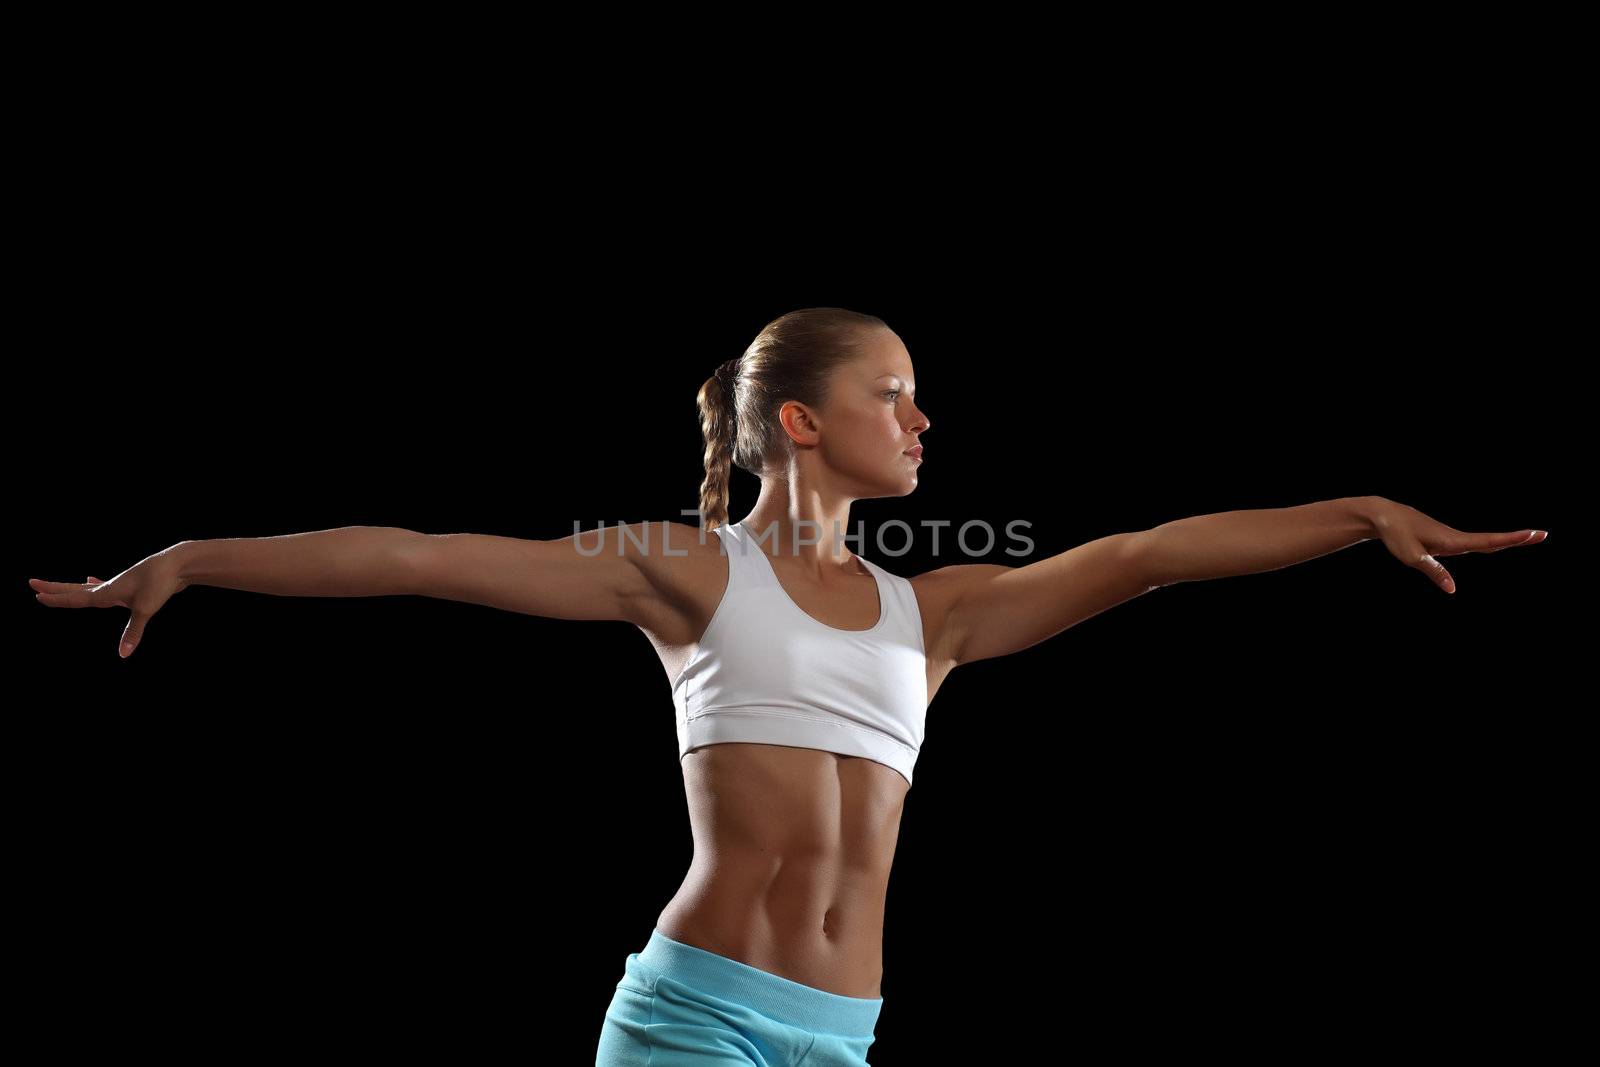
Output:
[697, 357, 742, 531]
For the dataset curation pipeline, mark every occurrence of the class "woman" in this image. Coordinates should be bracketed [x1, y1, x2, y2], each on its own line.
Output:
[31, 307, 1547, 1065]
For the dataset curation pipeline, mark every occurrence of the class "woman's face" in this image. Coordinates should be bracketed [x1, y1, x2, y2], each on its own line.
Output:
[810, 331, 931, 497]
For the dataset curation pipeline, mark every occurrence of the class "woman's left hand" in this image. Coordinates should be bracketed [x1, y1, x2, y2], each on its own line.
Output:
[1369, 498, 1548, 594]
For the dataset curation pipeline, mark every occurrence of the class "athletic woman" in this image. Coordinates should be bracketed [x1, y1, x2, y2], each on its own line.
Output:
[31, 307, 1547, 1065]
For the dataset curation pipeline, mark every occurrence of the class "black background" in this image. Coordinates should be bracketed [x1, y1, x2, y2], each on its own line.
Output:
[13, 56, 1579, 1066]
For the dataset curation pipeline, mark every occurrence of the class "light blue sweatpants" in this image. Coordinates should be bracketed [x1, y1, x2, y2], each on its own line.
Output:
[595, 928, 884, 1065]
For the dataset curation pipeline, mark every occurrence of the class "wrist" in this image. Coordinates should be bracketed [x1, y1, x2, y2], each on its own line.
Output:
[1351, 496, 1389, 540]
[170, 539, 202, 589]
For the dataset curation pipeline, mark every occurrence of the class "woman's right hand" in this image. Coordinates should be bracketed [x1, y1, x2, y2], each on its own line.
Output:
[30, 544, 190, 659]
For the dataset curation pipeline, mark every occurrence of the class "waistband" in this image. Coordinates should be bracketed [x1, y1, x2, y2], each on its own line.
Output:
[635, 927, 883, 1038]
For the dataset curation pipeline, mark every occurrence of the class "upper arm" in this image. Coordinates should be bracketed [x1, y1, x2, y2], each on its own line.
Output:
[940, 530, 1159, 666]
[399, 521, 676, 624]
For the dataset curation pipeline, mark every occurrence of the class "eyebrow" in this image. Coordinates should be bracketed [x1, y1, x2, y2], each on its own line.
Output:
[874, 373, 916, 393]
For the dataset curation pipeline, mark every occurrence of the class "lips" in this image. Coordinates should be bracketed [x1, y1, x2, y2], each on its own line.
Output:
[903, 446, 923, 459]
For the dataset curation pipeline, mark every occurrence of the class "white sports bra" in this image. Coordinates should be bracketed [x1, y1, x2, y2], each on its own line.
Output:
[672, 518, 930, 787]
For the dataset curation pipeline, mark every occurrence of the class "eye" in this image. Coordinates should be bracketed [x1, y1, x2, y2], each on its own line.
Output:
[884, 390, 900, 401]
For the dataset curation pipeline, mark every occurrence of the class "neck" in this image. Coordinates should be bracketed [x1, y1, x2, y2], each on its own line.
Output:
[736, 481, 860, 568]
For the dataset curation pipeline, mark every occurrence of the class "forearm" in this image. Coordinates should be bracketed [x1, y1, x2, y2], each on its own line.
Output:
[1139, 496, 1381, 587]
[174, 526, 427, 597]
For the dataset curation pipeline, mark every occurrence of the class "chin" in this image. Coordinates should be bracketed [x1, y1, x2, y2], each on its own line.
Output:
[860, 476, 916, 500]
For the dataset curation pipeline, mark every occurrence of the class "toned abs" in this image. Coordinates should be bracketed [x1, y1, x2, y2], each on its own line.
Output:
[655, 741, 908, 999]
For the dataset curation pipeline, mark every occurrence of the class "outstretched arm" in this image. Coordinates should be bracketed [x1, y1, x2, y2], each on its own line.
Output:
[1139, 495, 1545, 595]
[937, 496, 1546, 667]
[32, 522, 683, 660]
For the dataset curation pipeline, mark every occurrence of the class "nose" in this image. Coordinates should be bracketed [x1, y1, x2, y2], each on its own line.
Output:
[906, 403, 929, 435]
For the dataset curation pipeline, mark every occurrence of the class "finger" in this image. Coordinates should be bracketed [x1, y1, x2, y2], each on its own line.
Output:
[30, 578, 88, 592]
[120, 613, 150, 659]
[1476, 529, 1548, 552]
[33, 582, 98, 608]
[30, 577, 103, 594]
[1418, 552, 1456, 594]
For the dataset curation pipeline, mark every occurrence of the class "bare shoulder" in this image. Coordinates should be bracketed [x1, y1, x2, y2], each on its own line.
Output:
[625, 521, 725, 577]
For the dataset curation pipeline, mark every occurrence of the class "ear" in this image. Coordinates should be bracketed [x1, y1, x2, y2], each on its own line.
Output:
[778, 400, 822, 446]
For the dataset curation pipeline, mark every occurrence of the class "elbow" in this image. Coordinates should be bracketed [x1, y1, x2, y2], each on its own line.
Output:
[1125, 528, 1173, 591]
[390, 529, 440, 596]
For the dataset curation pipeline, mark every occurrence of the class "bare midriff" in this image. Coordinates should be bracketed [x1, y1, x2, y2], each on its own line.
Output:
[654, 741, 909, 1000]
